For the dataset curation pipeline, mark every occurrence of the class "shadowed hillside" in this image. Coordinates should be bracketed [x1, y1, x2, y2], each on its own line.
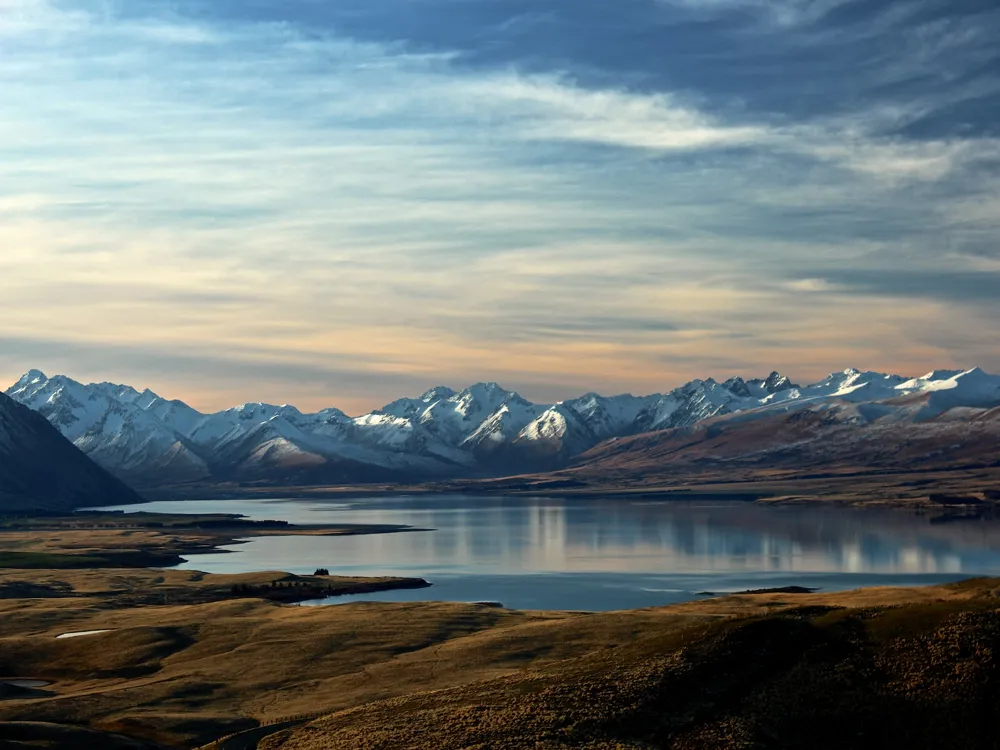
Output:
[261, 585, 1000, 749]
[0, 392, 144, 513]
[0, 722, 167, 750]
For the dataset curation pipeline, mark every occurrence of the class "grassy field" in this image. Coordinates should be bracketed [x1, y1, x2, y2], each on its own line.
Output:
[259, 581, 1000, 750]
[0, 510, 423, 569]
[4, 572, 1000, 749]
[4, 514, 1000, 749]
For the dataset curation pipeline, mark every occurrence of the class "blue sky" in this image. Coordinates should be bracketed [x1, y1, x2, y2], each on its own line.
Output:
[1, 0, 998, 412]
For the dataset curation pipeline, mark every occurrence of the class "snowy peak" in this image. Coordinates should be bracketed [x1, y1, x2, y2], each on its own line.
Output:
[463, 398, 545, 453]
[226, 403, 303, 421]
[421, 386, 457, 401]
[762, 371, 795, 393]
[899, 367, 996, 393]
[562, 392, 653, 440]
[454, 382, 527, 416]
[914, 369, 965, 382]
[8, 366, 1000, 486]
[515, 402, 598, 458]
[807, 369, 909, 401]
[12, 369, 48, 390]
[379, 386, 458, 419]
[5, 371, 208, 484]
[724, 377, 752, 398]
[893, 367, 1000, 417]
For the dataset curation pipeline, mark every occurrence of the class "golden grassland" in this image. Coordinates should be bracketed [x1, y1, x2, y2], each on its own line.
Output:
[4, 568, 1000, 749]
[4, 518, 1000, 749]
[261, 581, 1000, 750]
[0, 512, 420, 561]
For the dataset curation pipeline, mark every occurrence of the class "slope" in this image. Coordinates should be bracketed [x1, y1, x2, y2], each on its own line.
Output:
[0, 392, 144, 513]
[255, 581, 1000, 750]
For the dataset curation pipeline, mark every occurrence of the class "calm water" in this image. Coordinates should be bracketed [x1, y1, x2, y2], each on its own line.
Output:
[93, 495, 1000, 611]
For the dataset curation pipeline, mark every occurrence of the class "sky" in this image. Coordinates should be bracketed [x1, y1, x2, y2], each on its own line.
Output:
[2, 0, 999, 415]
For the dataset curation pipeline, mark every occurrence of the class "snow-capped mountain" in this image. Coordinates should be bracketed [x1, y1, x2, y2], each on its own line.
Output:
[569, 367, 1000, 485]
[7, 371, 211, 484]
[0, 391, 143, 511]
[7, 367, 1000, 487]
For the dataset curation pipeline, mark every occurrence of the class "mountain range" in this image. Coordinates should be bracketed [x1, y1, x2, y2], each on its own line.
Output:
[0, 390, 144, 511]
[6, 367, 1000, 489]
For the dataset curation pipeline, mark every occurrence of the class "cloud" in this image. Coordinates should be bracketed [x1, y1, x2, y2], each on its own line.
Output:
[654, 0, 852, 28]
[1, 0, 999, 408]
[796, 268, 1000, 304]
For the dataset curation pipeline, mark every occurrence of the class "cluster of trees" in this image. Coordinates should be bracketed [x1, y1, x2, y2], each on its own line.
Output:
[229, 579, 326, 594]
[227, 571, 335, 596]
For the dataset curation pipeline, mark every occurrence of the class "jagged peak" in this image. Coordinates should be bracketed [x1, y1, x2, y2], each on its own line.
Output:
[15, 369, 48, 387]
[458, 382, 527, 405]
[817, 367, 866, 383]
[763, 371, 796, 393]
[462, 381, 507, 394]
[420, 386, 457, 401]
[723, 376, 751, 398]
[919, 369, 964, 381]
[229, 402, 300, 415]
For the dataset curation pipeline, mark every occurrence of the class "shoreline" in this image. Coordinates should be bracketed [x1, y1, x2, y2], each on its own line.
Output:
[137, 469, 1000, 517]
[0, 512, 434, 605]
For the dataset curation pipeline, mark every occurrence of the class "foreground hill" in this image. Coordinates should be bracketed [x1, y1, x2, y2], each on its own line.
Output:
[7, 367, 1000, 488]
[262, 581, 1000, 750]
[4, 567, 1000, 749]
[0, 392, 143, 512]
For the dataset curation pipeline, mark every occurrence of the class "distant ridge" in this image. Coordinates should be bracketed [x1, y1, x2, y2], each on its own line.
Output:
[6, 367, 1000, 488]
[0, 391, 144, 512]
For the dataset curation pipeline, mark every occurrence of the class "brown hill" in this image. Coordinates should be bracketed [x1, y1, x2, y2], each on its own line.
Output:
[258, 580, 1000, 750]
[5, 565, 1000, 750]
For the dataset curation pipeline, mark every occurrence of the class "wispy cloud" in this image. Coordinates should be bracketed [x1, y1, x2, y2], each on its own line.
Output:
[1, 0, 998, 409]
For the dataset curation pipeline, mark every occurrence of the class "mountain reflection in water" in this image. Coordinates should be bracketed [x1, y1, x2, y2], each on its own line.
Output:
[95, 496, 1000, 611]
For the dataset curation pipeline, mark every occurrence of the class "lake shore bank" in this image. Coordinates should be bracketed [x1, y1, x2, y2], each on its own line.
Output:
[139, 465, 1000, 517]
[0, 511, 432, 605]
[0, 511, 428, 570]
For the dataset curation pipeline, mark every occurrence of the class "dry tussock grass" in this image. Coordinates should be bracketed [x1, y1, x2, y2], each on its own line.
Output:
[4, 574, 1000, 748]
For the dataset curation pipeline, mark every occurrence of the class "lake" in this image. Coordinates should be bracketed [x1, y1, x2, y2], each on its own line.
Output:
[94, 495, 1000, 611]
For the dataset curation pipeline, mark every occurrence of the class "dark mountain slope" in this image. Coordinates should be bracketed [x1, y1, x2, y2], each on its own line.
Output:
[0, 392, 144, 513]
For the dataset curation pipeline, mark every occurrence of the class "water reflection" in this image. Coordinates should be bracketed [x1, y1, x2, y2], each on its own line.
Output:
[92, 496, 1000, 610]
